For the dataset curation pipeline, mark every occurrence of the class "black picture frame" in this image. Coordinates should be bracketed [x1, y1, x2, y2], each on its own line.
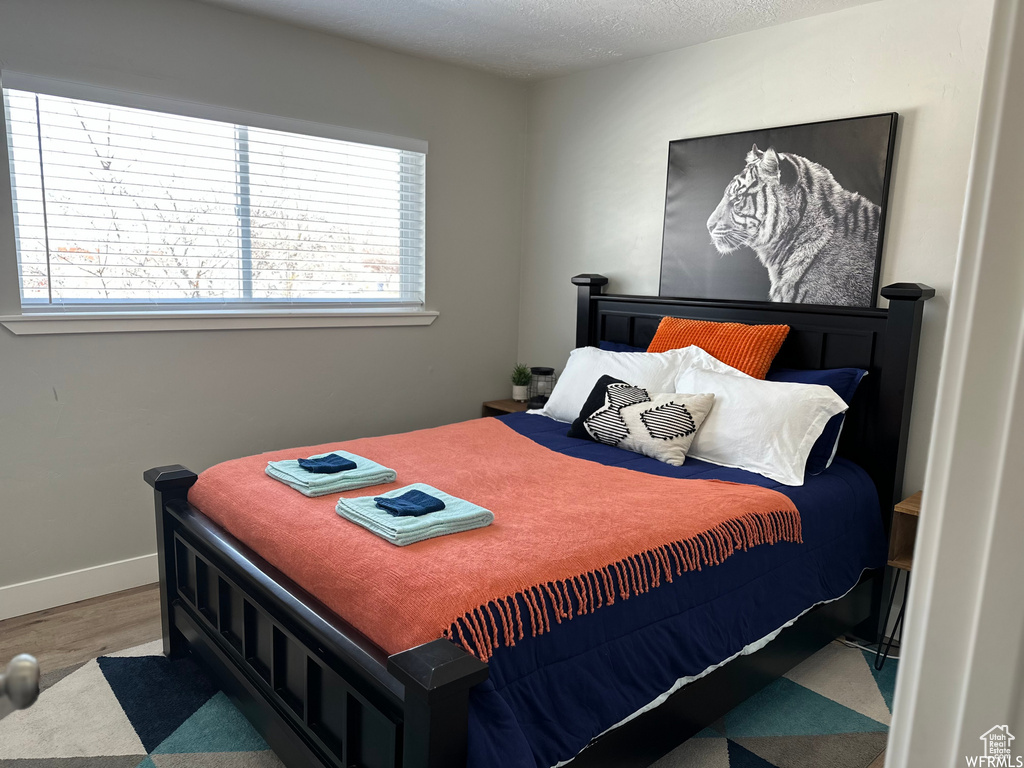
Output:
[659, 113, 898, 308]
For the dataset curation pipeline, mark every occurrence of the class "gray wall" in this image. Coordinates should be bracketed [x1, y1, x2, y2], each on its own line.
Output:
[0, 0, 527, 588]
[518, 0, 994, 497]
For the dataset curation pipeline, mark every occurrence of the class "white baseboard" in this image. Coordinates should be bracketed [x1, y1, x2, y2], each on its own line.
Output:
[0, 553, 158, 621]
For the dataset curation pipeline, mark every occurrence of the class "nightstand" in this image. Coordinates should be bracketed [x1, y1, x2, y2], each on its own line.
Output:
[482, 399, 530, 417]
[875, 491, 920, 669]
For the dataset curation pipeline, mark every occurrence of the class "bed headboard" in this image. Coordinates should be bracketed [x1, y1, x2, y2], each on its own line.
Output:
[572, 274, 934, 526]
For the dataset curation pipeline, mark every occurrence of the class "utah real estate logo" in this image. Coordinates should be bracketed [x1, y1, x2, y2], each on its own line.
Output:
[967, 726, 1023, 767]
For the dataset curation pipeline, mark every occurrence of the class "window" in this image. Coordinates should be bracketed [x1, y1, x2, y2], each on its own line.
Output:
[2, 75, 426, 317]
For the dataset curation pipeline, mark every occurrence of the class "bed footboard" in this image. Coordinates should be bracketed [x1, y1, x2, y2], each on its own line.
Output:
[145, 465, 488, 768]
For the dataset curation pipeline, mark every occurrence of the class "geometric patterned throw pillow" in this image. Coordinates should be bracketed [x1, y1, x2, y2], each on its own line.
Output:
[567, 375, 635, 443]
[618, 392, 716, 466]
[568, 375, 715, 466]
[582, 382, 652, 445]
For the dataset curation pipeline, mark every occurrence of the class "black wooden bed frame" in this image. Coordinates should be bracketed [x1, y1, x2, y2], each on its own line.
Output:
[146, 274, 932, 768]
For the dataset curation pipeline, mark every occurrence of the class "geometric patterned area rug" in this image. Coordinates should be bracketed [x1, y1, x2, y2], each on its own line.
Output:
[651, 641, 898, 768]
[0, 641, 282, 767]
[0, 639, 895, 768]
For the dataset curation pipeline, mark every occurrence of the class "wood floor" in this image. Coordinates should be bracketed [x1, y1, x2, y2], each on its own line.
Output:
[0, 585, 889, 767]
[0, 583, 162, 672]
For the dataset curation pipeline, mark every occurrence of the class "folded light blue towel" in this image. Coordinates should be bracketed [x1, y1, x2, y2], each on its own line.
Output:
[266, 450, 397, 497]
[336, 483, 493, 546]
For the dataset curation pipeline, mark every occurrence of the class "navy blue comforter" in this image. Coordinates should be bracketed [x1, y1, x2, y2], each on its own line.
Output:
[465, 412, 887, 768]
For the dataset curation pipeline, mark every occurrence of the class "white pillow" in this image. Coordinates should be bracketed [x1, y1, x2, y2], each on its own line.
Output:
[674, 367, 848, 486]
[539, 345, 735, 424]
[682, 344, 755, 380]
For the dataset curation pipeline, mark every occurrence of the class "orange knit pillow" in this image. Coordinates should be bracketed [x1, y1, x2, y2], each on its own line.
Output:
[646, 317, 790, 379]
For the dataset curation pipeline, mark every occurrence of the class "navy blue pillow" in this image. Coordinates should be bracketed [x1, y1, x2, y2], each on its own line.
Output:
[766, 367, 868, 475]
[598, 340, 646, 353]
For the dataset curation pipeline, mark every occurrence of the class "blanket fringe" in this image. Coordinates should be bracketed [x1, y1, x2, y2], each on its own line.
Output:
[442, 508, 801, 662]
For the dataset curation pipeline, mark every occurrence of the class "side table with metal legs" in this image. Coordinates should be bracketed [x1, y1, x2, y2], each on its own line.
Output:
[875, 491, 921, 670]
[875, 569, 910, 670]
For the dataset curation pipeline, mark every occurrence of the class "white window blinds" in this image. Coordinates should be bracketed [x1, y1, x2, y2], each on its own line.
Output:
[3, 81, 426, 311]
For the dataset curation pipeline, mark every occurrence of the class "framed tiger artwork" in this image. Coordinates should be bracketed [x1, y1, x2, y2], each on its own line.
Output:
[660, 113, 898, 308]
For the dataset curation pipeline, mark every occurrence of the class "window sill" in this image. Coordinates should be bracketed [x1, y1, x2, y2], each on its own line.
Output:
[0, 308, 439, 335]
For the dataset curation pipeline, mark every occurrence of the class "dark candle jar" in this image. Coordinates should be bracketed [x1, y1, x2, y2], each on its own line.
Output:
[528, 367, 556, 409]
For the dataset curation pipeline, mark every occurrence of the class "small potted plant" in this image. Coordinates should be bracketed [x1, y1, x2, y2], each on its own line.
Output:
[511, 363, 532, 402]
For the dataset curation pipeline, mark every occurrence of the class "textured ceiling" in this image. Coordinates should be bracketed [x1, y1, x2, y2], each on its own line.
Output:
[196, 0, 874, 80]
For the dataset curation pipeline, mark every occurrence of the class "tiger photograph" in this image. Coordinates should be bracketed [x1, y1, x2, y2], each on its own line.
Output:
[659, 114, 897, 308]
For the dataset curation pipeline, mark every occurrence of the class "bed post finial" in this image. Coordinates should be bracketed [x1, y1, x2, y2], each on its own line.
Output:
[145, 465, 198, 659]
[388, 639, 489, 768]
[572, 274, 609, 348]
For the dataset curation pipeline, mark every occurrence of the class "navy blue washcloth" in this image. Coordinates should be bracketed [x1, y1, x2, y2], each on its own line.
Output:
[297, 453, 357, 474]
[374, 489, 447, 517]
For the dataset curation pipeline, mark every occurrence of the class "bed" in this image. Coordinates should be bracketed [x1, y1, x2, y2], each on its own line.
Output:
[145, 274, 933, 768]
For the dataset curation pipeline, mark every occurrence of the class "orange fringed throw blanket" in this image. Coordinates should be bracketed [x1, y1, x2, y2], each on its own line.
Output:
[189, 418, 801, 661]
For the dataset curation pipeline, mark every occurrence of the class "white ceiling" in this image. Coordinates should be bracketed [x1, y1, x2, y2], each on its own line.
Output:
[197, 0, 874, 80]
